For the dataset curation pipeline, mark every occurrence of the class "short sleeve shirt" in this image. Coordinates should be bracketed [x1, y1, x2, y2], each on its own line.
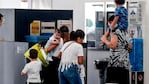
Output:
[108, 29, 132, 69]
[59, 41, 84, 72]
[22, 61, 42, 83]
[115, 6, 128, 30]
[60, 41, 84, 64]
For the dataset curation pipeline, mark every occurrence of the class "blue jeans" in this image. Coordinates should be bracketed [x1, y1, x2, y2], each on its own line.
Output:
[59, 64, 82, 84]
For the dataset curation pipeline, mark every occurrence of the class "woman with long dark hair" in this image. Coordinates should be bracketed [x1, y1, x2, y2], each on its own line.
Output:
[58, 29, 85, 84]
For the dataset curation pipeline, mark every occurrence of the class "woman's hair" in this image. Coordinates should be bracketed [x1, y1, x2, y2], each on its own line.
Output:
[59, 25, 70, 43]
[60, 25, 69, 33]
[70, 29, 85, 40]
[70, 31, 76, 40]
[75, 29, 85, 39]
[115, 0, 125, 5]
[108, 15, 115, 22]
[29, 49, 38, 59]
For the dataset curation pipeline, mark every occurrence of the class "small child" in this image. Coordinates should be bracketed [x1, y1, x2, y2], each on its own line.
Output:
[50, 29, 61, 45]
[110, 0, 128, 31]
[44, 29, 62, 61]
[21, 49, 42, 84]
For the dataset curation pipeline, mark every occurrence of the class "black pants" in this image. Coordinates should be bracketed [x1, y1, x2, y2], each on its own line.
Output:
[41, 56, 60, 84]
[106, 67, 130, 84]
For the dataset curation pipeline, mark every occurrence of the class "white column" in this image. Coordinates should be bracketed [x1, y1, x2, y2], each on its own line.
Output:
[144, 0, 149, 84]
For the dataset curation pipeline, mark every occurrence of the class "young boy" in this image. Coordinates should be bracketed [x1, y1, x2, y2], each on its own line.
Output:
[110, 0, 128, 31]
[21, 49, 42, 84]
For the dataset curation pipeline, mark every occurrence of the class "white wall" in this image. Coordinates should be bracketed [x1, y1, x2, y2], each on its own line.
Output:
[0, 0, 21, 8]
[52, 0, 107, 30]
[0, 0, 110, 30]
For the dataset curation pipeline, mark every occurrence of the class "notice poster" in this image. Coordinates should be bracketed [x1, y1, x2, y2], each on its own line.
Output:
[30, 20, 40, 35]
[129, 7, 138, 24]
[128, 25, 138, 38]
[41, 22, 55, 33]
